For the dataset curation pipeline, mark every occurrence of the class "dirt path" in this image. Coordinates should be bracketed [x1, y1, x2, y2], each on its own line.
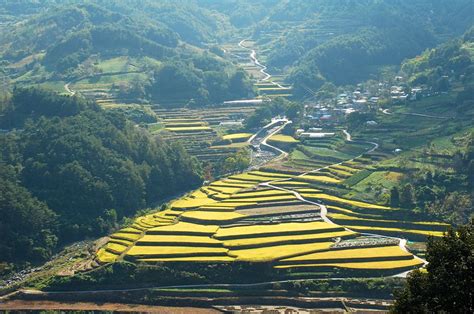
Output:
[0, 300, 220, 313]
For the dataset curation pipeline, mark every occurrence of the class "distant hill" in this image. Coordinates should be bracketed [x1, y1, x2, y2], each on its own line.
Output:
[1, 1, 472, 102]
[212, 0, 473, 97]
[402, 26, 474, 91]
[0, 2, 252, 106]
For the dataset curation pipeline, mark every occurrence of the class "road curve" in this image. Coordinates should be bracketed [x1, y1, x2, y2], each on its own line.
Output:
[64, 82, 75, 96]
[261, 121, 290, 161]
[238, 39, 287, 89]
[260, 129, 426, 276]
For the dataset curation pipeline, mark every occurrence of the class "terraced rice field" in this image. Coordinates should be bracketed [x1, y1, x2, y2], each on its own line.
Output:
[96, 135, 448, 277]
[151, 106, 259, 167]
[223, 41, 293, 98]
[268, 134, 300, 144]
[222, 133, 252, 142]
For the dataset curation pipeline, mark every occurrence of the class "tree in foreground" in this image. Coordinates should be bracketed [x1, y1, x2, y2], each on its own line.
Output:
[391, 220, 473, 313]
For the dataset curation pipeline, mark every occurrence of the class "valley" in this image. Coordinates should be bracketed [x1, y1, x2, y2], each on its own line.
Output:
[0, 1, 472, 313]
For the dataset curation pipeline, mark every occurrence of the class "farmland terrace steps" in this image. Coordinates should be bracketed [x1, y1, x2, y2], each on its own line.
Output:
[150, 104, 265, 166]
[92, 128, 447, 277]
[235, 39, 293, 99]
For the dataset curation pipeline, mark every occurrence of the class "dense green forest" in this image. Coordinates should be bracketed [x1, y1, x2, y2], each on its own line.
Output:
[250, 0, 473, 96]
[389, 133, 474, 225]
[392, 220, 473, 313]
[148, 57, 253, 106]
[0, 88, 202, 263]
[402, 26, 474, 90]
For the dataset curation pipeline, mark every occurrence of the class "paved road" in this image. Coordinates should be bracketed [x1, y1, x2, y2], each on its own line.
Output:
[342, 129, 352, 141]
[380, 107, 448, 119]
[64, 82, 75, 96]
[259, 130, 426, 277]
[247, 118, 290, 167]
[238, 39, 287, 89]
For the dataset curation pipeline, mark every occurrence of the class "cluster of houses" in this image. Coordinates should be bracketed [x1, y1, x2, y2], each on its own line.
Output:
[301, 76, 430, 128]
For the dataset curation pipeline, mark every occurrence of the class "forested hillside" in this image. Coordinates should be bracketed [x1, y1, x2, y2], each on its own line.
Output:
[402, 26, 474, 90]
[1, 0, 472, 102]
[0, 88, 202, 264]
[243, 0, 473, 97]
[0, 2, 252, 106]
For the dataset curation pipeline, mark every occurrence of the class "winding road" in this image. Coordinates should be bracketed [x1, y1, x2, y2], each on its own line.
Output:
[258, 129, 427, 276]
[380, 107, 448, 119]
[238, 39, 287, 89]
[64, 82, 75, 96]
[246, 118, 290, 168]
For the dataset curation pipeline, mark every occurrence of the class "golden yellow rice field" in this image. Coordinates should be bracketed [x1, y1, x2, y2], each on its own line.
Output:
[126, 246, 229, 258]
[349, 225, 445, 237]
[229, 242, 333, 262]
[268, 134, 299, 143]
[180, 210, 246, 223]
[222, 195, 296, 203]
[136, 256, 235, 263]
[222, 133, 252, 141]
[222, 230, 357, 248]
[170, 196, 217, 209]
[329, 213, 450, 228]
[275, 258, 424, 270]
[280, 245, 411, 263]
[148, 222, 219, 235]
[232, 189, 293, 198]
[104, 242, 128, 254]
[137, 235, 223, 246]
[215, 221, 344, 239]
[97, 248, 119, 263]
[297, 175, 341, 184]
[110, 232, 142, 241]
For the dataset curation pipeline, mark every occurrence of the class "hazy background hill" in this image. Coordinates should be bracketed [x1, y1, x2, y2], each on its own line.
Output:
[1, 0, 472, 103]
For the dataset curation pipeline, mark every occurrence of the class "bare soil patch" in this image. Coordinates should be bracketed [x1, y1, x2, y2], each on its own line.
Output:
[0, 300, 221, 313]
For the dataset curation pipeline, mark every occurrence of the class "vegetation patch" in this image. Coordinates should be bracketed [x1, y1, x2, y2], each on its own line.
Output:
[268, 134, 300, 144]
[165, 126, 213, 132]
[302, 193, 392, 210]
